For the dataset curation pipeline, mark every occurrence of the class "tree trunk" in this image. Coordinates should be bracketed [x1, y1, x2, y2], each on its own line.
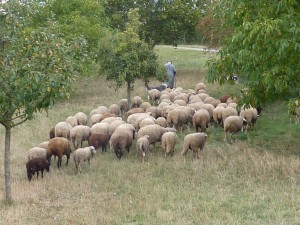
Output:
[4, 126, 12, 202]
[127, 82, 132, 109]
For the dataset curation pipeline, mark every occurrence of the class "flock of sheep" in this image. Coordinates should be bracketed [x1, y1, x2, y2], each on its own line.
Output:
[26, 82, 260, 180]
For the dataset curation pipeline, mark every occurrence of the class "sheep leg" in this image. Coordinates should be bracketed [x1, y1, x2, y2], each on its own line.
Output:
[36, 171, 39, 179]
[41, 170, 44, 178]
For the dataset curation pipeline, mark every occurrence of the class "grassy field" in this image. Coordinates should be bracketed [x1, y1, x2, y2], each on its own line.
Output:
[0, 45, 299, 224]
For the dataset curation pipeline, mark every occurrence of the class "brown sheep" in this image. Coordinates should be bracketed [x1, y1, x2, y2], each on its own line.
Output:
[26, 158, 50, 181]
[47, 137, 71, 169]
[88, 133, 110, 152]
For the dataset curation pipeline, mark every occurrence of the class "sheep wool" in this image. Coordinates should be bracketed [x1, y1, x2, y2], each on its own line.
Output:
[224, 116, 247, 142]
[136, 135, 150, 163]
[28, 147, 47, 161]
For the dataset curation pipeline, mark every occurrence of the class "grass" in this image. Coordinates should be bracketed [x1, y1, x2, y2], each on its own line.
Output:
[0, 45, 299, 224]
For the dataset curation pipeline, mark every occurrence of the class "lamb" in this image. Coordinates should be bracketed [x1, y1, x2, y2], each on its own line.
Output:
[110, 125, 135, 159]
[131, 96, 143, 108]
[73, 146, 96, 173]
[224, 116, 247, 142]
[181, 132, 207, 162]
[54, 122, 72, 139]
[136, 135, 150, 163]
[28, 147, 47, 161]
[108, 104, 120, 116]
[155, 117, 168, 128]
[26, 158, 50, 181]
[192, 109, 210, 132]
[161, 132, 177, 157]
[118, 99, 129, 114]
[66, 116, 78, 127]
[47, 137, 71, 169]
[70, 125, 91, 149]
[75, 112, 88, 125]
[137, 124, 176, 146]
[148, 89, 161, 105]
[88, 133, 110, 152]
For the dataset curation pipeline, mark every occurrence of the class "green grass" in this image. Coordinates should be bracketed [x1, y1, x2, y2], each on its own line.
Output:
[0, 45, 299, 224]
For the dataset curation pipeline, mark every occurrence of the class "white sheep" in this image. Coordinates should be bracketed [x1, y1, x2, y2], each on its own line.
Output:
[192, 109, 210, 132]
[224, 116, 247, 142]
[66, 116, 78, 127]
[70, 125, 91, 149]
[75, 112, 88, 125]
[136, 135, 150, 163]
[55, 121, 72, 139]
[161, 132, 177, 157]
[181, 132, 207, 162]
[73, 146, 97, 173]
[28, 147, 47, 161]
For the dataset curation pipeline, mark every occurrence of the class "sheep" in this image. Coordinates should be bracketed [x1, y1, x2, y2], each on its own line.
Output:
[159, 93, 171, 102]
[70, 125, 91, 149]
[66, 116, 78, 127]
[91, 122, 110, 136]
[137, 124, 177, 146]
[220, 95, 230, 103]
[47, 137, 71, 169]
[181, 132, 207, 162]
[49, 127, 55, 139]
[108, 104, 120, 116]
[133, 112, 155, 130]
[75, 112, 88, 126]
[158, 102, 171, 109]
[162, 105, 177, 118]
[38, 141, 49, 150]
[174, 99, 187, 106]
[110, 125, 135, 159]
[90, 106, 109, 117]
[131, 96, 143, 108]
[187, 102, 204, 111]
[26, 158, 50, 181]
[139, 117, 156, 128]
[240, 107, 259, 130]
[101, 116, 122, 124]
[195, 82, 206, 93]
[89, 113, 116, 126]
[146, 106, 162, 119]
[197, 93, 209, 101]
[213, 106, 225, 126]
[88, 133, 110, 152]
[167, 108, 193, 131]
[108, 120, 126, 136]
[148, 89, 161, 105]
[136, 135, 150, 163]
[201, 103, 215, 121]
[127, 112, 150, 126]
[222, 107, 238, 124]
[192, 109, 210, 132]
[118, 99, 129, 114]
[155, 117, 168, 128]
[28, 147, 47, 161]
[161, 132, 177, 157]
[73, 146, 96, 173]
[54, 122, 72, 139]
[173, 93, 190, 104]
[140, 101, 152, 111]
[224, 116, 247, 142]
[126, 107, 145, 117]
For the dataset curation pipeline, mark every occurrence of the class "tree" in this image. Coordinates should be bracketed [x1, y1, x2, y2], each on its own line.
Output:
[0, 1, 87, 202]
[98, 9, 164, 107]
[104, 0, 203, 47]
[206, 0, 300, 107]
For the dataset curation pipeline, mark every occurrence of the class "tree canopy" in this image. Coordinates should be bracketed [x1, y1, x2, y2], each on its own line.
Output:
[0, 0, 87, 201]
[206, 0, 300, 107]
[98, 9, 164, 107]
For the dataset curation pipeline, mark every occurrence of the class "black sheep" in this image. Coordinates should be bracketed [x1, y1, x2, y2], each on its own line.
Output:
[26, 158, 50, 181]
